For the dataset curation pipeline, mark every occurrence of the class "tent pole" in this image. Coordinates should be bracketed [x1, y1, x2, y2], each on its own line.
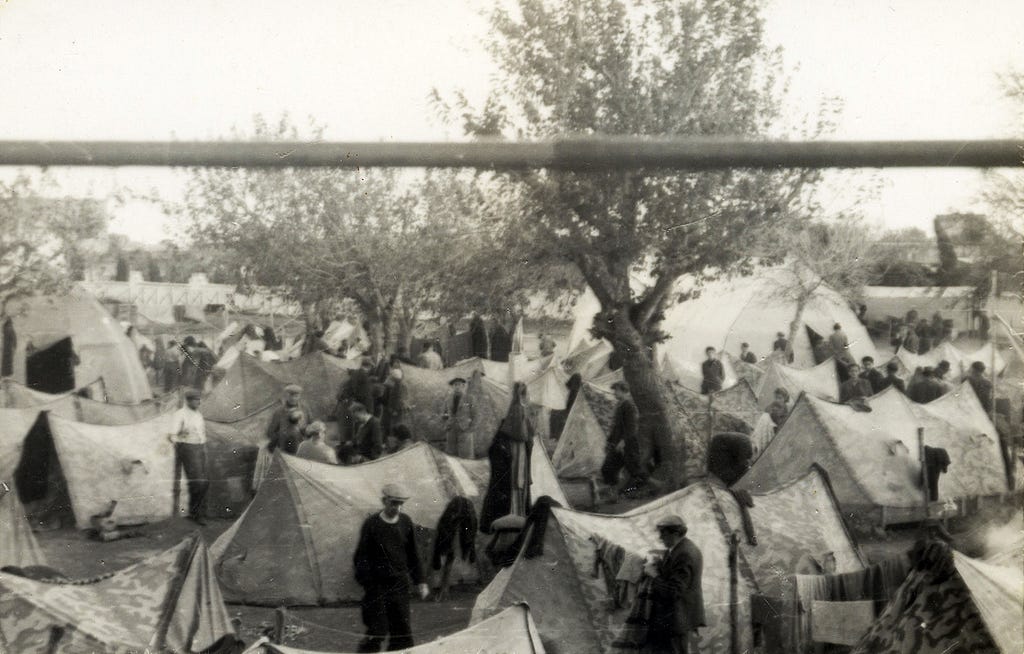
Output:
[918, 427, 929, 526]
[989, 270, 997, 429]
[273, 607, 287, 644]
[728, 531, 740, 654]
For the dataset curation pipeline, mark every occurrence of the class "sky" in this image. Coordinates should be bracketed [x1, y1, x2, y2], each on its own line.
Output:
[0, 0, 1021, 243]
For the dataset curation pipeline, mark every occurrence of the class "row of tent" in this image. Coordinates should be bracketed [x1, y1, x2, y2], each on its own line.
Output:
[0, 529, 547, 654]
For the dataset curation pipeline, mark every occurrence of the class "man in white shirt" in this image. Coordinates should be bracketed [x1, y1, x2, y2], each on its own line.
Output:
[169, 389, 209, 525]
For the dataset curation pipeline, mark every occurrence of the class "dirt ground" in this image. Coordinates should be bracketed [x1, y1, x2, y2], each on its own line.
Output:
[34, 517, 482, 652]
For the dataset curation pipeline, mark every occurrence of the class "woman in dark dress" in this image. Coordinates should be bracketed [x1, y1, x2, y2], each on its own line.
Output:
[480, 382, 534, 532]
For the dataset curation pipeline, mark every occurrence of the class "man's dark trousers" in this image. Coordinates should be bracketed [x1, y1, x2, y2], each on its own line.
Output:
[174, 442, 209, 519]
[358, 578, 413, 652]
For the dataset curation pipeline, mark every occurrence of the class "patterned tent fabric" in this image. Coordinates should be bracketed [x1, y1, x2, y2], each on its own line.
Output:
[0, 534, 236, 654]
[0, 486, 45, 569]
[551, 383, 616, 478]
[740, 387, 1009, 526]
[852, 543, 1023, 654]
[211, 441, 566, 605]
[246, 604, 546, 654]
[561, 341, 613, 381]
[472, 468, 862, 654]
[672, 379, 763, 435]
[754, 357, 840, 409]
[525, 363, 570, 411]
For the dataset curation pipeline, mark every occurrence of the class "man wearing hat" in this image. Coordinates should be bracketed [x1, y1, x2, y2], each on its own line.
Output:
[266, 384, 312, 455]
[353, 482, 430, 652]
[645, 515, 705, 654]
[168, 389, 209, 525]
[441, 377, 475, 458]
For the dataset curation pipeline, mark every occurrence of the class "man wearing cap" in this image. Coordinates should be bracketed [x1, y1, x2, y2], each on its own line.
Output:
[266, 385, 311, 455]
[354, 483, 430, 652]
[645, 515, 705, 654]
[442, 377, 475, 458]
[169, 389, 209, 525]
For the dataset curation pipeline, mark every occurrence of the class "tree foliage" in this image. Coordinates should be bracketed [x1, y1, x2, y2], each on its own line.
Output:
[0, 175, 108, 315]
[437, 0, 819, 485]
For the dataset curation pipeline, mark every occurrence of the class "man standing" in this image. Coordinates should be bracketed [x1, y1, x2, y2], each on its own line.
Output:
[859, 356, 886, 394]
[442, 377, 475, 458]
[469, 313, 488, 359]
[646, 515, 704, 654]
[338, 358, 375, 440]
[353, 483, 430, 652]
[600, 381, 646, 494]
[162, 339, 184, 392]
[839, 363, 873, 404]
[350, 402, 384, 462]
[966, 361, 994, 414]
[169, 389, 209, 525]
[771, 331, 792, 362]
[828, 323, 849, 361]
[738, 343, 757, 364]
[266, 385, 311, 455]
[700, 347, 724, 395]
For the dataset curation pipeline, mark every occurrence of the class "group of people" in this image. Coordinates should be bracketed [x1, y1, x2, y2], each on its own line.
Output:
[893, 310, 953, 355]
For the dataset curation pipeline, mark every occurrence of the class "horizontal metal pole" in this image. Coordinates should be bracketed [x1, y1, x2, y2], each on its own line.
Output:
[0, 138, 1020, 169]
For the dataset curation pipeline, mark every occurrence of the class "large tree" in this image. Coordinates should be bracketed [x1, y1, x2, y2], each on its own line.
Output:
[0, 175, 108, 316]
[437, 0, 817, 486]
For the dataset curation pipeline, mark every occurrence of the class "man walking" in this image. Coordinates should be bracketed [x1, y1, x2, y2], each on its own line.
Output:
[169, 389, 209, 525]
[353, 483, 430, 652]
[600, 381, 647, 495]
[646, 515, 704, 654]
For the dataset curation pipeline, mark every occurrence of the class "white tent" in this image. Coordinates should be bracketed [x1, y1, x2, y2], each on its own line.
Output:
[568, 268, 876, 388]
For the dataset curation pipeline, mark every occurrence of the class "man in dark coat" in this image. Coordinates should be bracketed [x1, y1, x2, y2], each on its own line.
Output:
[265, 384, 311, 455]
[489, 322, 512, 362]
[646, 514, 705, 654]
[739, 342, 757, 364]
[838, 363, 873, 404]
[338, 358, 375, 439]
[908, 367, 945, 404]
[700, 347, 724, 395]
[600, 381, 647, 493]
[349, 402, 384, 462]
[469, 313, 488, 359]
[772, 331, 793, 363]
[877, 361, 906, 394]
[859, 356, 886, 394]
[353, 483, 430, 652]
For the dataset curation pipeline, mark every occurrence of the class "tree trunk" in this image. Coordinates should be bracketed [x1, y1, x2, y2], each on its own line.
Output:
[609, 310, 689, 488]
[787, 294, 809, 363]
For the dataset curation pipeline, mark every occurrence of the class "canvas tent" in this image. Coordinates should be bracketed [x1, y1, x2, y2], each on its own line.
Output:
[852, 543, 1023, 654]
[245, 604, 545, 654]
[0, 534, 237, 653]
[14, 411, 183, 530]
[568, 268, 875, 388]
[403, 363, 511, 458]
[754, 357, 840, 408]
[0, 378, 179, 424]
[1, 292, 153, 403]
[894, 340, 1007, 377]
[739, 386, 1010, 527]
[473, 468, 863, 654]
[211, 441, 567, 605]
[551, 379, 754, 480]
[0, 487, 46, 569]
[863, 286, 976, 333]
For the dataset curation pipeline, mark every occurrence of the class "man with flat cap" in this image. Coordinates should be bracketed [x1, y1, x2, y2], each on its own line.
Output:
[354, 482, 430, 652]
[169, 389, 209, 525]
[266, 384, 312, 455]
[645, 514, 705, 654]
[442, 377, 475, 458]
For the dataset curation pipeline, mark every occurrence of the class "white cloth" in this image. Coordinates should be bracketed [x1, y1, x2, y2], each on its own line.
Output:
[296, 439, 338, 465]
[169, 407, 207, 445]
